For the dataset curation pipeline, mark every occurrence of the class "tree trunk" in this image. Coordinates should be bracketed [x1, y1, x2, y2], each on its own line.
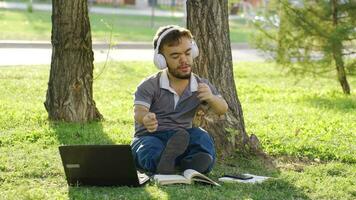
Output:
[187, 0, 262, 158]
[333, 43, 351, 95]
[331, 0, 351, 95]
[44, 0, 103, 122]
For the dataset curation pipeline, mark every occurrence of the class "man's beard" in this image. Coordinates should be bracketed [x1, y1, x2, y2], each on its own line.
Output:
[167, 65, 191, 79]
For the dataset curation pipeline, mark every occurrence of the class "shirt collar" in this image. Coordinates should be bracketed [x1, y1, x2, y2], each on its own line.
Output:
[160, 69, 198, 92]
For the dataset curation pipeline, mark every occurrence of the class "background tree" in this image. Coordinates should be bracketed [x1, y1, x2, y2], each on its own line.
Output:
[187, 0, 263, 158]
[45, 0, 102, 122]
[254, 0, 355, 94]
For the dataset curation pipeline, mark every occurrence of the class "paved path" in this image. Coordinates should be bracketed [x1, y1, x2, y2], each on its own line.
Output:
[0, 40, 250, 50]
[0, 40, 266, 66]
[0, 47, 266, 66]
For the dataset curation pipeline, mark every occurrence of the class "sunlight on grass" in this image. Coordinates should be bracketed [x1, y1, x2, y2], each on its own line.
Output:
[0, 61, 355, 199]
[233, 62, 356, 163]
[145, 186, 169, 200]
[0, 9, 253, 43]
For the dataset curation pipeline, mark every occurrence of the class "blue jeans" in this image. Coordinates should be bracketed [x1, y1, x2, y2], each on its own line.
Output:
[131, 128, 216, 173]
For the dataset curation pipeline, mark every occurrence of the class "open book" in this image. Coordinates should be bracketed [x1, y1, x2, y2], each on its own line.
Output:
[153, 169, 220, 186]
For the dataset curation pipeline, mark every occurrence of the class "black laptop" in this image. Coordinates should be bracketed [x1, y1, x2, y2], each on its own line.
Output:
[59, 145, 150, 187]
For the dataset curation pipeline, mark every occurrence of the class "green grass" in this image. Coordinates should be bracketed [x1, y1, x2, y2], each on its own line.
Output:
[236, 63, 356, 163]
[0, 61, 355, 199]
[0, 9, 254, 43]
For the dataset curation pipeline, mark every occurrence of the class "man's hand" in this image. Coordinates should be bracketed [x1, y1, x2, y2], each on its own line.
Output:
[197, 83, 228, 115]
[197, 83, 214, 103]
[142, 112, 158, 132]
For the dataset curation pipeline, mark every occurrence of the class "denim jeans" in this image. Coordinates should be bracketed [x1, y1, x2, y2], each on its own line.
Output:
[131, 127, 216, 173]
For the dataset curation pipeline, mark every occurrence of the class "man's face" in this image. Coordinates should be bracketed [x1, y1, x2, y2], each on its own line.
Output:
[161, 37, 193, 79]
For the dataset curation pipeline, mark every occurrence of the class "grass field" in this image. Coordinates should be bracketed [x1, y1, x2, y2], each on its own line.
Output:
[0, 61, 355, 199]
[0, 9, 255, 43]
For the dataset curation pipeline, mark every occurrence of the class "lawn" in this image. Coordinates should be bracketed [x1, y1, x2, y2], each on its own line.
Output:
[0, 9, 255, 43]
[0, 61, 355, 199]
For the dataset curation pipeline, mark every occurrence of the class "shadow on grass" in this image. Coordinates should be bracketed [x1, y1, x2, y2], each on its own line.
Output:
[50, 121, 150, 199]
[302, 95, 356, 113]
[63, 154, 311, 200]
[154, 154, 311, 200]
[50, 122, 140, 199]
[49, 122, 310, 199]
[50, 121, 114, 145]
[67, 185, 150, 199]
[49, 121, 309, 199]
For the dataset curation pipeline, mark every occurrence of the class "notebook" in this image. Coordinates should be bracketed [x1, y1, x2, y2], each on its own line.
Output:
[59, 145, 149, 187]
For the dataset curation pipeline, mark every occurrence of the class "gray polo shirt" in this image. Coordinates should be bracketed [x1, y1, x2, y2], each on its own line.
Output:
[134, 69, 220, 137]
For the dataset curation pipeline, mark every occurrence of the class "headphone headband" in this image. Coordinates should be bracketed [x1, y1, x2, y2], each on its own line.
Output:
[155, 26, 180, 53]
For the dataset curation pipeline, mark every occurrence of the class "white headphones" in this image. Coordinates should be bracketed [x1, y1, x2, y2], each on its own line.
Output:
[153, 26, 199, 70]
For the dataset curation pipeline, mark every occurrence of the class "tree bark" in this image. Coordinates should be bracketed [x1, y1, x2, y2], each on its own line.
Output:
[333, 42, 350, 95]
[187, 0, 261, 158]
[44, 0, 103, 122]
[331, 0, 351, 94]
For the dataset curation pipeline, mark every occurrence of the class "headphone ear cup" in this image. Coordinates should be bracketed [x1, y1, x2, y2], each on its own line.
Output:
[154, 53, 167, 70]
[191, 40, 199, 59]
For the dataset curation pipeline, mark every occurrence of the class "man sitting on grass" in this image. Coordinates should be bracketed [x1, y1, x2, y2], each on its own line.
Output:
[131, 25, 228, 174]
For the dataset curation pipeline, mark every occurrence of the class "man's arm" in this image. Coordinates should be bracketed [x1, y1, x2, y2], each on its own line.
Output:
[197, 83, 228, 115]
[205, 95, 228, 115]
[134, 105, 158, 132]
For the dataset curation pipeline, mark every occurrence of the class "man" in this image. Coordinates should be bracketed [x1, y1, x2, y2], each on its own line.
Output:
[131, 25, 228, 174]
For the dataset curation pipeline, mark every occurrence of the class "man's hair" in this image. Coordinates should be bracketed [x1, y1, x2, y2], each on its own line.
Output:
[153, 25, 193, 53]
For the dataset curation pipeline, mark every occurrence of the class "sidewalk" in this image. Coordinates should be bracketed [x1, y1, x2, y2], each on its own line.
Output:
[0, 40, 251, 50]
[0, 45, 266, 66]
[0, 40, 262, 66]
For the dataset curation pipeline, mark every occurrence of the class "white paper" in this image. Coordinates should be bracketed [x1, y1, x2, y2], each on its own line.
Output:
[218, 174, 270, 184]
